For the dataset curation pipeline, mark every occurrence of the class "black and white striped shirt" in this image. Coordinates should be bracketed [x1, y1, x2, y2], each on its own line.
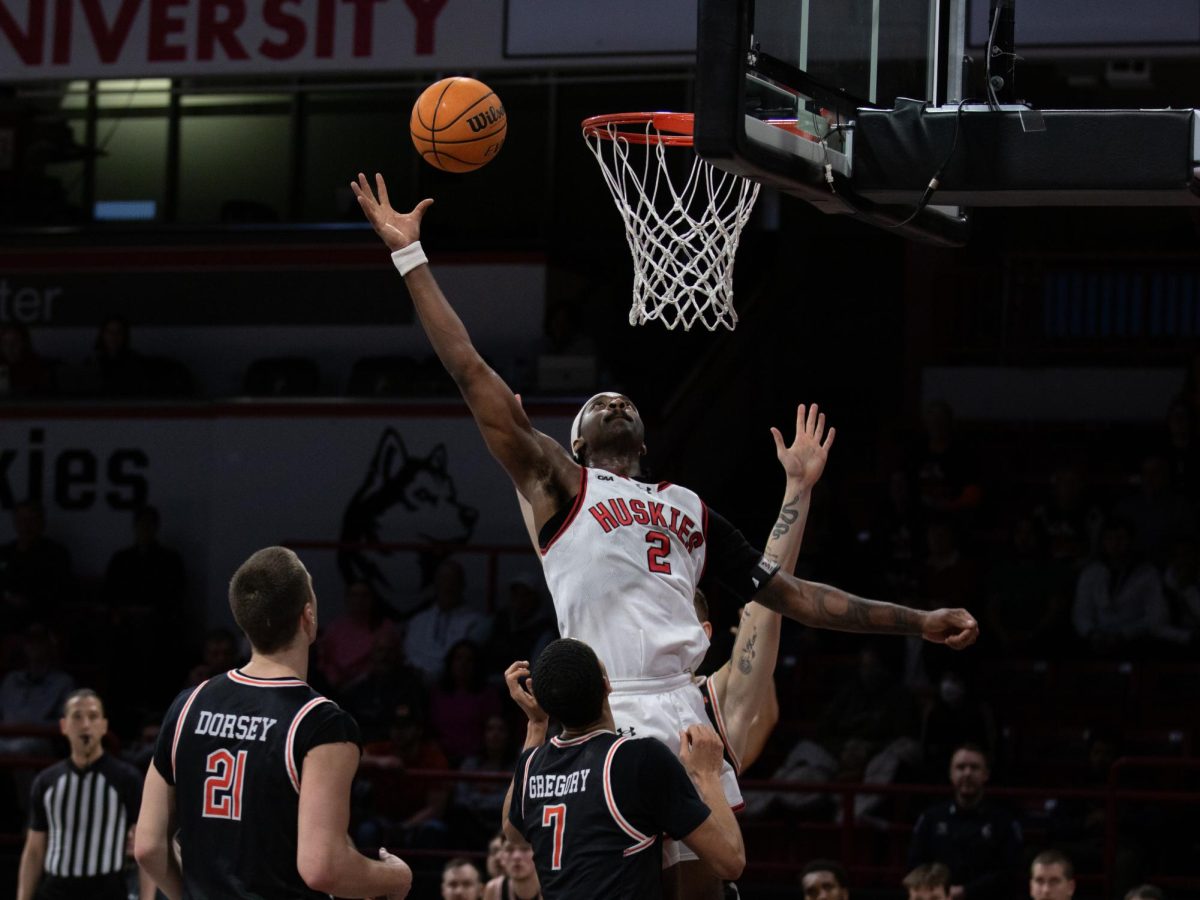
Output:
[29, 754, 143, 878]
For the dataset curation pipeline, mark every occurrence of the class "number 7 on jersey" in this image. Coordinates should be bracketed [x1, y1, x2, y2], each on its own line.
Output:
[542, 804, 567, 869]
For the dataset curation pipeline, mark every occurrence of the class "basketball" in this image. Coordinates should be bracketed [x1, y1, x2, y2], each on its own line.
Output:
[410, 77, 507, 173]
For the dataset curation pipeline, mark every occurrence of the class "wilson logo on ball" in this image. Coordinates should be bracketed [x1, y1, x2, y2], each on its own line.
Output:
[467, 105, 506, 133]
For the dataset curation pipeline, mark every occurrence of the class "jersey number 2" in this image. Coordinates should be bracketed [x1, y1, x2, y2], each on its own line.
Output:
[203, 749, 247, 820]
[645, 531, 672, 574]
[542, 804, 567, 870]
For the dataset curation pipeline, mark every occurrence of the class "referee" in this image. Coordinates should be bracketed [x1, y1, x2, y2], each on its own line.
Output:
[17, 689, 144, 900]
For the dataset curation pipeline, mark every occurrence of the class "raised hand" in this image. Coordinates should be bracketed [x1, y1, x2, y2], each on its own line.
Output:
[770, 403, 836, 492]
[350, 172, 433, 252]
[504, 660, 548, 725]
[921, 607, 980, 649]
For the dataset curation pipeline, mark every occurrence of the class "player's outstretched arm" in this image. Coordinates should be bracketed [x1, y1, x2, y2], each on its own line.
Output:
[134, 766, 183, 900]
[352, 173, 577, 521]
[16, 828, 47, 900]
[755, 574, 979, 648]
[296, 742, 413, 899]
[677, 725, 746, 881]
[715, 404, 833, 769]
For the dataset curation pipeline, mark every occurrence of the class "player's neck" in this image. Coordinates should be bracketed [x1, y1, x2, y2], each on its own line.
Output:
[585, 452, 640, 478]
[560, 710, 615, 740]
[242, 644, 309, 682]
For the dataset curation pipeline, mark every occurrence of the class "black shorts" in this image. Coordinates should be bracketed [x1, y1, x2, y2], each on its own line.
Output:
[34, 872, 128, 900]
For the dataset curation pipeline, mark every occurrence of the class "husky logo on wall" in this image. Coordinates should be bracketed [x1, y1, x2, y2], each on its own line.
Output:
[338, 428, 478, 609]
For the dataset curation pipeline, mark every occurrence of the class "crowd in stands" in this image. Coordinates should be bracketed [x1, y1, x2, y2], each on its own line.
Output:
[1, 387, 1198, 897]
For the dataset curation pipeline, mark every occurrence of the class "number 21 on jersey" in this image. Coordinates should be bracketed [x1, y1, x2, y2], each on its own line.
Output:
[542, 804, 567, 869]
[203, 749, 248, 820]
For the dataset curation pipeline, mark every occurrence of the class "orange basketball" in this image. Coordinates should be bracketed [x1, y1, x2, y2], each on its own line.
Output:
[410, 77, 507, 173]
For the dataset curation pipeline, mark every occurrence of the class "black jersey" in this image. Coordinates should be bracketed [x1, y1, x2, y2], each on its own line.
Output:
[696, 675, 740, 775]
[152, 669, 360, 900]
[508, 730, 711, 900]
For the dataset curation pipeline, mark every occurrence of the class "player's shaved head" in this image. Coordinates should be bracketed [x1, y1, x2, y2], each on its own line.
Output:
[531, 638, 606, 729]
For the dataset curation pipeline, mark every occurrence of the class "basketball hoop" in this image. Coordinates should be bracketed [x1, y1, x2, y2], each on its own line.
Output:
[582, 112, 760, 331]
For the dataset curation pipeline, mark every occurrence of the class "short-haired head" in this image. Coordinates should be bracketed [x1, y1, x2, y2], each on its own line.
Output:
[904, 863, 952, 892]
[63, 688, 103, 718]
[1032, 850, 1075, 881]
[228, 546, 314, 654]
[1124, 885, 1164, 900]
[530, 638, 607, 729]
[802, 860, 848, 887]
[802, 860, 850, 900]
[440, 857, 481, 899]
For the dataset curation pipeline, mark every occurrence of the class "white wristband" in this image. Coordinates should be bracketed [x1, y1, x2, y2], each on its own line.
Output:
[391, 241, 428, 276]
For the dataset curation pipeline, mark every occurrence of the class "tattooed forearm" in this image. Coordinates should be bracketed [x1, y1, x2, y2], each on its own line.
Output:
[769, 495, 802, 541]
[757, 577, 925, 635]
[736, 628, 759, 675]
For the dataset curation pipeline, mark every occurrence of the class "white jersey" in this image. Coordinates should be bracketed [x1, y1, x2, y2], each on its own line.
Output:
[540, 467, 710, 681]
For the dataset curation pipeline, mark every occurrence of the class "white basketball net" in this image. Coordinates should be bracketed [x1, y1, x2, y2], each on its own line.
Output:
[584, 117, 760, 331]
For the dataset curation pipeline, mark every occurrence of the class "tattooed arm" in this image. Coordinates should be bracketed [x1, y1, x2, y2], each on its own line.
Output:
[755, 576, 979, 647]
[710, 405, 833, 771]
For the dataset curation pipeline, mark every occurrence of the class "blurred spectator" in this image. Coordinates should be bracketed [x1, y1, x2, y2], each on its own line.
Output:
[484, 832, 505, 881]
[873, 469, 927, 603]
[358, 703, 451, 849]
[441, 858, 484, 900]
[317, 579, 398, 689]
[801, 860, 850, 900]
[0, 624, 74, 742]
[984, 516, 1070, 656]
[1029, 851, 1075, 900]
[0, 500, 74, 628]
[744, 646, 919, 821]
[0, 625, 74, 822]
[103, 504, 185, 707]
[1114, 455, 1196, 567]
[1031, 465, 1104, 571]
[430, 640, 503, 764]
[185, 627, 241, 686]
[1163, 399, 1200, 503]
[921, 671, 998, 781]
[1162, 537, 1200, 644]
[102, 505, 185, 616]
[905, 863, 953, 900]
[1047, 732, 1146, 896]
[0, 323, 54, 397]
[85, 315, 150, 397]
[908, 744, 1023, 900]
[910, 401, 983, 517]
[484, 837, 540, 900]
[340, 628, 426, 743]
[404, 559, 490, 683]
[1124, 886, 1165, 900]
[1072, 519, 1170, 654]
[484, 571, 555, 678]
[452, 714, 518, 847]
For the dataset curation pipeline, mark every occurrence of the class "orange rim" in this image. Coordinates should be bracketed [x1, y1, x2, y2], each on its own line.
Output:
[581, 112, 695, 146]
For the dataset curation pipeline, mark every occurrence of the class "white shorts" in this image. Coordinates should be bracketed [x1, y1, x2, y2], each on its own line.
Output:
[607, 672, 743, 868]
